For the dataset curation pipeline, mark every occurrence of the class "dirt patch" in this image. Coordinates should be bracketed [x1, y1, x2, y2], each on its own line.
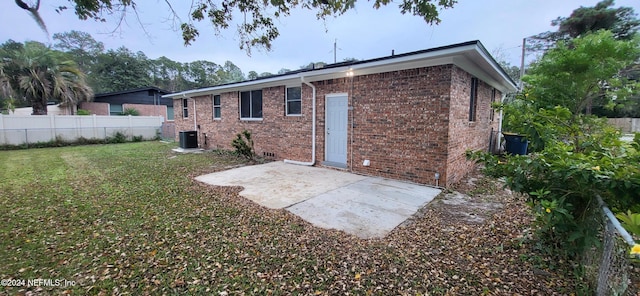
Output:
[436, 191, 503, 224]
[400, 170, 517, 229]
[436, 174, 513, 224]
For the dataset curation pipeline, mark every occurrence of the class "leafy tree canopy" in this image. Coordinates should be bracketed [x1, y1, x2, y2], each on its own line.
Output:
[523, 30, 640, 115]
[529, 0, 639, 51]
[92, 47, 153, 93]
[53, 30, 105, 56]
[557, 0, 639, 40]
[5, 31, 249, 93]
[15, 0, 456, 53]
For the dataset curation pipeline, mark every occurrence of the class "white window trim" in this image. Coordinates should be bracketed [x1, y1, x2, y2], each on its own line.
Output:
[239, 90, 264, 121]
[469, 77, 478, 122]
[213, 94, 221, 120]
[286, 86, 302, 117]
[182, 98, 189, 118]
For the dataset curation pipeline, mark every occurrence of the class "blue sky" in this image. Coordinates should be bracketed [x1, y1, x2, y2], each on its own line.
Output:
[1, 0, 639, 75]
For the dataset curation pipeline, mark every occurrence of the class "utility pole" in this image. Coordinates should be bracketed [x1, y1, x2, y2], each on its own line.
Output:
[519, 37, 526, 91]
[334, 39, 337, 63]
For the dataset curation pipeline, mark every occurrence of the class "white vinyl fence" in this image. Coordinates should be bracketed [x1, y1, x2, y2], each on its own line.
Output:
[0, 114, 164, 146]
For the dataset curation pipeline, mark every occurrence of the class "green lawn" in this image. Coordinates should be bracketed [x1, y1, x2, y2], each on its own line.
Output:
[0, 142, 575, 294]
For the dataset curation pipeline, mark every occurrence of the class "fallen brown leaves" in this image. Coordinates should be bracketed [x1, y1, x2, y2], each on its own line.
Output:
[0, 143, 578, 295]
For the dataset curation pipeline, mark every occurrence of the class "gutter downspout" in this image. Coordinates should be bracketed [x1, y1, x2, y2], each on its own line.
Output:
[284, 77, 316, 166]
[193, 99, 197, 131]
[193, 98, 198, 147]
[497, 93, 506, 153]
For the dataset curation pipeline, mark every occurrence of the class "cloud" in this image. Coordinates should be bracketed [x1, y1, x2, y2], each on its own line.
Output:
[1, 0, 638, 75]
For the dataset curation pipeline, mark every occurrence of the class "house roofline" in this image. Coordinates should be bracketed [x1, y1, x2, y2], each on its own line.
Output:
[163, 41, 518, 99]
[472, 41, 518, 88]
[95, 86, 170, 98]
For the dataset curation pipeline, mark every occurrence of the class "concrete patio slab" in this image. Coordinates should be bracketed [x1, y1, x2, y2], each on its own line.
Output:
[172, 147, 205, 153]
[195, 162, 441, 238]
[287, 178, 441, 238]
[195, 162, 367, 209]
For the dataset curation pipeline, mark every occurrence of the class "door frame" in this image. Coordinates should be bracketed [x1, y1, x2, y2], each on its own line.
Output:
[324, 93, 349, 168]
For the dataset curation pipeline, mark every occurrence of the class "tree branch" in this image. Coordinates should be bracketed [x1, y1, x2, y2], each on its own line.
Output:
[15, 0, 48, 35]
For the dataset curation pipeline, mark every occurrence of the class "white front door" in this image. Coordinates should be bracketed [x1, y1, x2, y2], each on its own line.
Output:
[325, 94, 348, 167]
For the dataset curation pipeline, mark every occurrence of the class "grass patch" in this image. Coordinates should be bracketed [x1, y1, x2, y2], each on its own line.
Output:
[0, 142, 577, 294]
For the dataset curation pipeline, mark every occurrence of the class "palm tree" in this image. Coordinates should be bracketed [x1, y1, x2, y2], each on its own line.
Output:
[0, 57, 19, 114]
[0, 64, 12, 103]
[1, 41, 93, 115]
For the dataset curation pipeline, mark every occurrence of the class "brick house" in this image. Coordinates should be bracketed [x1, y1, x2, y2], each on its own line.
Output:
[164, 41, 517, 187]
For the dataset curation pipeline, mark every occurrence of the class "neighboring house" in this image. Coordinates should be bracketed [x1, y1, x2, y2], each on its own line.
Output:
[80, 87, 174, 120]
[164, 41, 518, 187]
[10, 103, 75, 115]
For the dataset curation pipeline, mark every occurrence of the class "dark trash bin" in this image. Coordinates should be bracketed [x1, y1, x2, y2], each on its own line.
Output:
[179, 131, 198, 149]
[503, 133, 528, 155]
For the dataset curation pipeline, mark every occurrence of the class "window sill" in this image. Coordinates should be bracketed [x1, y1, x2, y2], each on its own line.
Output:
[286, 114, 302, 117]
[213, 118, 221, 121]
[240, 118, 263, 122]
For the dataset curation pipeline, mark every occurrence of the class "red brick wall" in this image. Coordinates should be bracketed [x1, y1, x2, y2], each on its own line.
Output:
[123, 103, 168, 119]
[313, 66, 452, 186]
[79, 102, 109, 115]
[173, 64, 500, 187]
[174, 86, 314, 161]
[445, 66, 502, 185]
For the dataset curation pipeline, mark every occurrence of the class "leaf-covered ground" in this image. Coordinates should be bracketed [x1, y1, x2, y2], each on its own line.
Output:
[0, 142, 580, 295]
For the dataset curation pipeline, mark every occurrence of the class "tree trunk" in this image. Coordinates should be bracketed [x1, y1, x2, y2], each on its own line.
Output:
[31, 100, 47, 115]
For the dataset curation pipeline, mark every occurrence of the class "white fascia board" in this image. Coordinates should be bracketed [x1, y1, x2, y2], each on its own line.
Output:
[300, 45, 475, 82]
[162, 75, 302, 99]
[472, 46, 518, 92]
[452, 46, 518, 93]
[162, 42, 517, 98]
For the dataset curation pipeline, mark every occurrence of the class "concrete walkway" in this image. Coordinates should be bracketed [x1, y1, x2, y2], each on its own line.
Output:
[195, 162, 441, 238]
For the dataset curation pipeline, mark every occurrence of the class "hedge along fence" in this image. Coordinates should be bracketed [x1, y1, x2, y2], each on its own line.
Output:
[0, 114, 164, 146]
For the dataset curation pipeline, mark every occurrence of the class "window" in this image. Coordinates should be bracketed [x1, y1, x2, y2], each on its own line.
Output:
[167, 106, 174, 120]
[182, 98, 189, 118]
[489, 88, 496, 121]
[286, 86, 302, 116]
[240, 90, 263, 119]
[469, 77, 478, 122]
[109, 104, 123, 116]
[213, 95, 221, 119]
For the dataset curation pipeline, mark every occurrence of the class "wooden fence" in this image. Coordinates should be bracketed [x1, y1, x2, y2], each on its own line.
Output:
[608, 118, 640, 133]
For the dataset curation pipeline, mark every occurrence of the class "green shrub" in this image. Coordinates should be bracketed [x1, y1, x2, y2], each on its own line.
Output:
[121, 108, 140, 116]
[616, 211, 640, 237]
[76, 109, 91, 115]
[231, 130, 254, 160]
[472, 32, 640, 266]
[132, 135, 144, 142]
[106, 132, 128, 144]
[468, 114, 640, 260]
